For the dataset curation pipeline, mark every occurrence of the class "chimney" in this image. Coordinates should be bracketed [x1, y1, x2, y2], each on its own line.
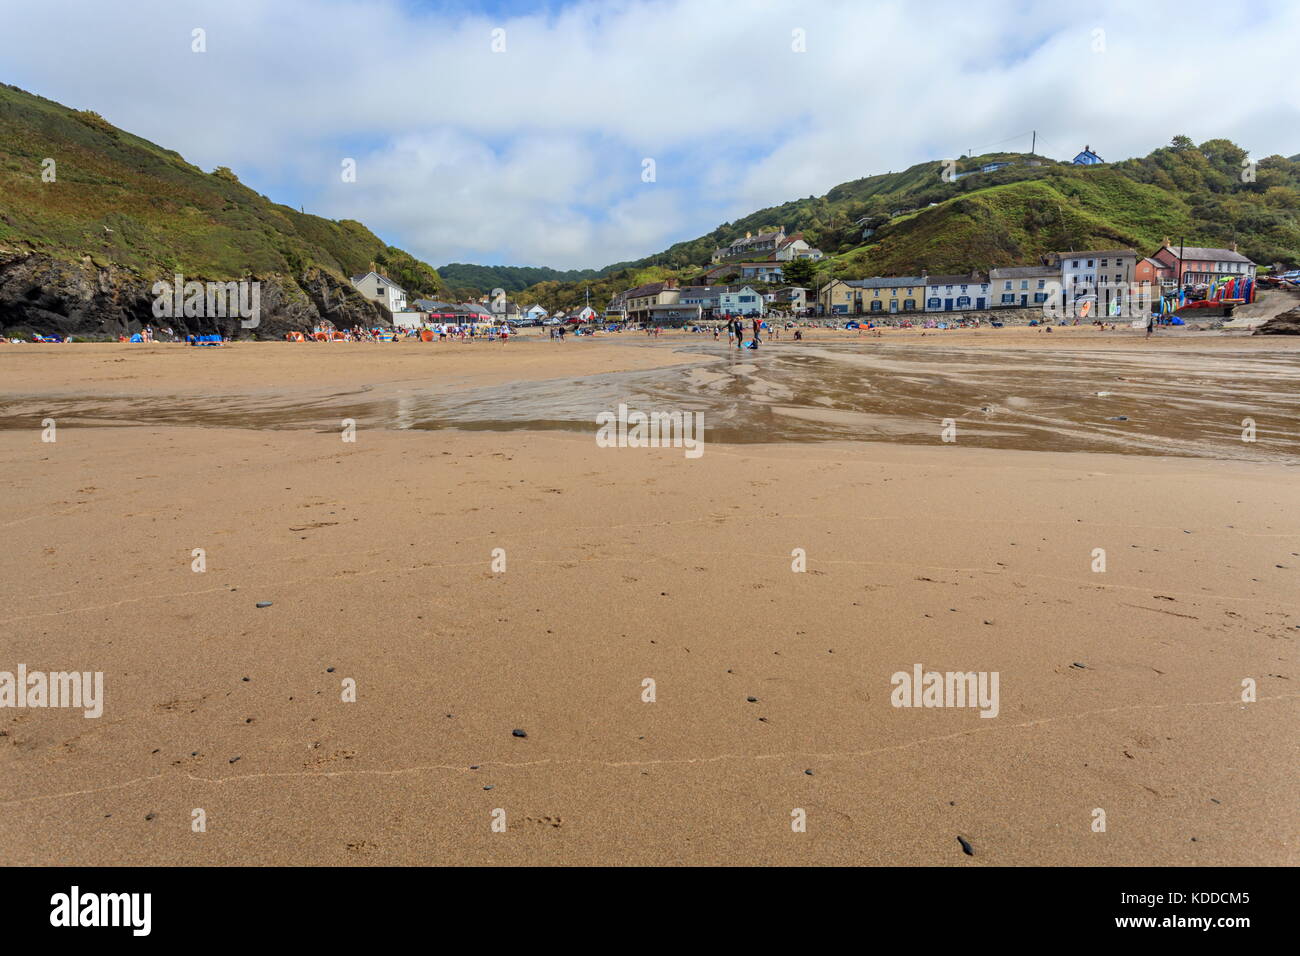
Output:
[1231, 241, 1238, 252]
[745, 231, 752, 239]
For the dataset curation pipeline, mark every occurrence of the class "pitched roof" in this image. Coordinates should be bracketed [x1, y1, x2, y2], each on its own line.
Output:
[1160, 244, 1255, 264]
[731, 230, 783, 246]
[351, 271, 405, 291]
[844, 276, 926, 289]
[925, 273, 989, 285]
[988, 265, 1059, 279]
[1052, 249, 1137, 260]
[623, 281, 678, 298]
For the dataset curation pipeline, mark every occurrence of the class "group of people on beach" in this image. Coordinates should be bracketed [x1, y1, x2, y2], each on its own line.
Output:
[722, 317, 764, 350]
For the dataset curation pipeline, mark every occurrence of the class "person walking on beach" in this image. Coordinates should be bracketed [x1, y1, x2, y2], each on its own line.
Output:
[1145, 312, 1155, 339]
[751, 317, 761, 347]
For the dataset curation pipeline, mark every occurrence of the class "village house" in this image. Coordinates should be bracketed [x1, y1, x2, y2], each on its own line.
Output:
[350, 271, 408, 313]
[647, 303, 703, 326]
[677, 285, 725, 315]
[816, 279, 858, 315]
[1150, 242, 1257, 288]
[738, 261, 785, 282]
[988, 265, 1059, 308]
[765, 286, 808, 313]
[1134, 257, 1165, 291]
[523, 304, 549, 322]
[622, 280, 680, 323]
[773, 233, 824, 262]
[563, 305, 597, 322]
[692, 263, 748, 284]
[923, 272, 990, 312]
[459, 302, 494, 323]
[711, 227, 787, 263]
[1072, 145, 1104, 165]
[1042, 249, 1137, 314]
[817, 277, 925, 315]
[717, 285, 765, 316]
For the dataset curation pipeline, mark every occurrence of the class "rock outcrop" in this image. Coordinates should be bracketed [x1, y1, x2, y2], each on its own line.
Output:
[1253, 304, 1300, 334]
[0, 250, 392, 339]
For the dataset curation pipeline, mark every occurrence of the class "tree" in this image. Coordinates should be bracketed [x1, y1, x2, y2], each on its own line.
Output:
[783, 257, 818, 288]
[1170, 135, 1194, 152]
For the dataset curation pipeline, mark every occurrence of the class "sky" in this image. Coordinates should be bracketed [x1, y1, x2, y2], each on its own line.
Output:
[2, 0, 1298, 270]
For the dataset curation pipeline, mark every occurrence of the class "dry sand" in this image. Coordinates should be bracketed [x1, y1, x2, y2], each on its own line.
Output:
[1, 338, 1296, 865]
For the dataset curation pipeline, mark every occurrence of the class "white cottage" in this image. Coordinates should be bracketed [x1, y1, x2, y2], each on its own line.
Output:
[350, 271, 408, 313]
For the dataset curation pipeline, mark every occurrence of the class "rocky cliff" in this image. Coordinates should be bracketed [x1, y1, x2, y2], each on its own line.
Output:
[0, 250, 391, 339]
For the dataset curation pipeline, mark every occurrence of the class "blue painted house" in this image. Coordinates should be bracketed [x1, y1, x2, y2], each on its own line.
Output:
[1072, 145, 1104, 165]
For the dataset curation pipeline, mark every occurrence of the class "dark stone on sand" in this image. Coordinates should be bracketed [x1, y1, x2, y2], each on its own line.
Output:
[256, 602, 273, 608]
[746, 696, 758, 702]
[957, 835, 974, 856]
[229, 756, 240, 763]
[326, 667, 335, 672]
[511, 728, 527, 738]
[1254, 304, 1300, 335]
[1071, 662, 1087, 669]
[145, 813, 156, 821]
[1108, 416, 1128, 421]
[804, 769, 814, 776]
[483, 785, 494, 790]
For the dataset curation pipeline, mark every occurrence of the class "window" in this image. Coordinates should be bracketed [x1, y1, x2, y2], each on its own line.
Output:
[874, 289, 880, 296]
[1020, 280, 1028, 289]
[1114, 274, 1121, 283]
[1101, 259, 1108, 267]
[1072, 260, 1079, 268]
[1033, 292, 1048, 303]
[1037, 279, 1045, 289]
[1003, 281, 1012, 290]
[927, 298, 941, 309]
[904, 300, 916, 311]
[1087, 259, 1094, 267]
[957, 296, 971, 308]
[1001, 294, 1015, 304]
[960, 285, 968, 293]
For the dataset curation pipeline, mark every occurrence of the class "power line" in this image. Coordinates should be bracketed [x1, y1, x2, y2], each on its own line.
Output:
[963, 130, 1035, 156]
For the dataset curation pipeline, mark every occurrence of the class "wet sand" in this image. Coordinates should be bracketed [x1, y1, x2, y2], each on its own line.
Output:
[1, 335, 1297, 865]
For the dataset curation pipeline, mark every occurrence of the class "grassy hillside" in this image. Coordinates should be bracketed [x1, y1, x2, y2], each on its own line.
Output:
[0, 83, 441, 295]
[437, 262, 611, 293]
[509, 140, 1300, 307]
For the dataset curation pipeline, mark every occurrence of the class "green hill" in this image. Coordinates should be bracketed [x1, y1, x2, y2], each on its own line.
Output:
[437, 262, 613, 294]
[0, 82, 442, 337]
[510, 140, 1300, 310]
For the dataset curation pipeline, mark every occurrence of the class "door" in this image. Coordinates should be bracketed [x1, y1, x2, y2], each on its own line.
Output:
[944, 298, 953, 311]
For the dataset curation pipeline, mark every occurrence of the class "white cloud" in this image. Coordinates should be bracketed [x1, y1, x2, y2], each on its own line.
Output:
[1, 0, 1297, 269]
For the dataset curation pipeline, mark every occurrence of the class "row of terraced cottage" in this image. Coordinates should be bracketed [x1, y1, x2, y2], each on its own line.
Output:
[607, 241, 1258, 324]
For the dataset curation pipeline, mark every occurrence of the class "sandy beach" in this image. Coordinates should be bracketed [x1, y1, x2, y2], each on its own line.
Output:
[1, 333, 1297, 865]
